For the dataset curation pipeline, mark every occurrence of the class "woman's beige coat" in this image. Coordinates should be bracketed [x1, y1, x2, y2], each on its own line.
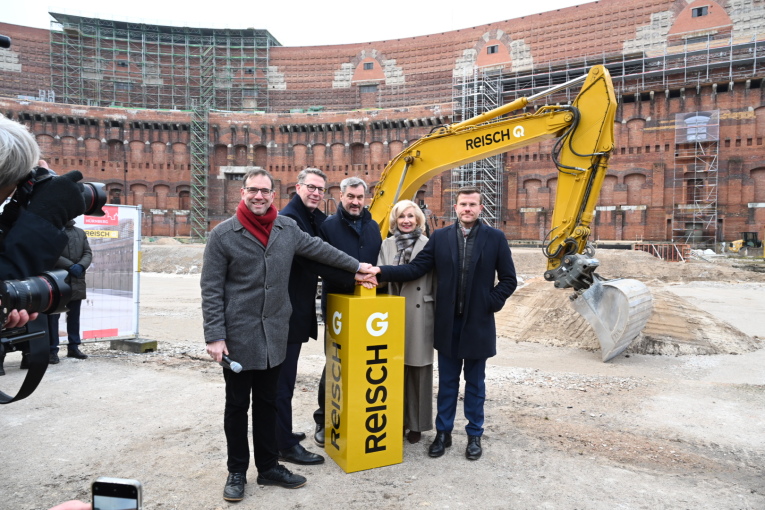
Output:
[378, 235, 436, 366]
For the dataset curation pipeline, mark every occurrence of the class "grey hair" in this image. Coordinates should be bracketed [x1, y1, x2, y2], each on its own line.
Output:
[0, 115, 41, 188]
[297, 167, 327, 184]
[340, 176, 368, 194]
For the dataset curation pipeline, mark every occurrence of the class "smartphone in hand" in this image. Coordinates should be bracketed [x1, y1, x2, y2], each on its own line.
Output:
[91, 477, 142, 510]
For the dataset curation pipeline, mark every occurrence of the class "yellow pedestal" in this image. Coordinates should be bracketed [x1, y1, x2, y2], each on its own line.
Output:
[325, 285, 405, 473]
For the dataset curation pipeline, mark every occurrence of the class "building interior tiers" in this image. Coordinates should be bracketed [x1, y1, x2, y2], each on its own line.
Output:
[0, 0, 764, 243]
[49, 13, 279, 112]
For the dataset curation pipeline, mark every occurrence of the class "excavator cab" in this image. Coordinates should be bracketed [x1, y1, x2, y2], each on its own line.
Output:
[741, 232, 762, 248]
[728, 232, 762, 253]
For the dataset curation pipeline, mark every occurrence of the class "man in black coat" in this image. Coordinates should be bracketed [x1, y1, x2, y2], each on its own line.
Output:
[374, 186, 517, 461]
[276, 168, 352, 465]
[313, 176, 382, 447]
[48, 221, 92, 364]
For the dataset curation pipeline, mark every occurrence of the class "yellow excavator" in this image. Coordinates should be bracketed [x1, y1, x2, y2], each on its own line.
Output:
[368, 65, 653, 362]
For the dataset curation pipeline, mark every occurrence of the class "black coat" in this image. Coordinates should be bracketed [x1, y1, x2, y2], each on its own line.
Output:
[0, 209, 67, 279]
[379, 220, 517, 360]
[54, 222, 92, 300]
[280, 194, 355, 344]
[318, 204, 382, 313]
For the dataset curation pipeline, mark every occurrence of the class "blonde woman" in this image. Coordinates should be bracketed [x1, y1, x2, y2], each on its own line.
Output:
[377, 200, 435, 443]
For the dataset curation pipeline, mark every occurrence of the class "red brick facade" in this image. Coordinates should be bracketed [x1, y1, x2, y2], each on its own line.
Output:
[0, 0, 764, 241]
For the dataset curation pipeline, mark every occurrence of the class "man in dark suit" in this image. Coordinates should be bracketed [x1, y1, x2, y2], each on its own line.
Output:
[313, 176, 382, 447]
[276, 168, 350, 465]
[373, 186, 517, 461]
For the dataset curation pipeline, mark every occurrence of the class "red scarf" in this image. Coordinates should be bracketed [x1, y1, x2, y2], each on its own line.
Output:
[236, 200, 277, 247]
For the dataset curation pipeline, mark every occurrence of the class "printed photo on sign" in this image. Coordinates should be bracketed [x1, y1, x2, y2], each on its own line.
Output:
[63, 205, 140, 341]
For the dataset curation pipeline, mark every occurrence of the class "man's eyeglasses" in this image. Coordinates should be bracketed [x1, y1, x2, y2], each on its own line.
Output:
[301, 183, 327, 194]
[243, 187, 273, 196]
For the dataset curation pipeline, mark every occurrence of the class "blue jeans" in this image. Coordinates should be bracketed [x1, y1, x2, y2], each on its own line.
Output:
[435, 351, 487, 437]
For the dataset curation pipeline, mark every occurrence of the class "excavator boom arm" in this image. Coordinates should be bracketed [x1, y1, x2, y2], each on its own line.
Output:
[369, 65, 617, 279]
[368, 65, 652, 362]
[369, 107, 573, 236]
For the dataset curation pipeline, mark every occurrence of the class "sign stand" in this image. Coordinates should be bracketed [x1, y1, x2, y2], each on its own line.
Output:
[325, 285, 405, 473]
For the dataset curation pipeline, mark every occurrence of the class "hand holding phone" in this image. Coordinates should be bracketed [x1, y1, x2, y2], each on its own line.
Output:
[92, 477, 142, 510]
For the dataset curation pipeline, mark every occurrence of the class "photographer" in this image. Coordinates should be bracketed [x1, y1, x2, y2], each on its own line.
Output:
[0, 115, 86, 279]
[0, 114, 86, 376]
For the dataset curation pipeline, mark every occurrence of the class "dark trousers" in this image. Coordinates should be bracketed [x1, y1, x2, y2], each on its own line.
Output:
[223, 364, 281, 474]
[314, 365, 325, 426]
[314, 329, 327, 425]
[47, 313, 60, 354]
[275, 343, 302, 450]
[66, 299, 82, 346]
[48, 300, 83, 354]
[435, 351, 487, 437]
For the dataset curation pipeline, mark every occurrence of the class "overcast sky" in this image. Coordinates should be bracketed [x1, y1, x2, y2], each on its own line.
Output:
[3, 0, 594, 47]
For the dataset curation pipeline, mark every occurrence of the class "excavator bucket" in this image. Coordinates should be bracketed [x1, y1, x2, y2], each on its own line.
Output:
[569, 278, 653, 362]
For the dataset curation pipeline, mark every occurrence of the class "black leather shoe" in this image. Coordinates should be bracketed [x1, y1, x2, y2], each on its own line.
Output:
[67, 346, 88, 359]
[292, 431, 306, 442]
[49, 352, 60, 364]
[428, 431, 452, 458]
[223, 472, 246, 502]
[466, 435, 482, 460]
[256, 464, 306, 489]
[314, 423, 325, 448]
[279, 443, 325, 465]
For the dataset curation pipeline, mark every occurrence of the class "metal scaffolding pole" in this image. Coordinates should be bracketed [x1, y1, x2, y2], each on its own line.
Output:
[451, 67, 503, 227]
[671, 110, 720, 248]
[48, 12, 280, 238]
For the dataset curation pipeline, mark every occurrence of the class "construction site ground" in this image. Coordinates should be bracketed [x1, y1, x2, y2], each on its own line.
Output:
[1, 245, 764, 509]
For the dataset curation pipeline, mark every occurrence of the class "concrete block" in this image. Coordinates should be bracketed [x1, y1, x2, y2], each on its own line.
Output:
[109, 338, 157, 353]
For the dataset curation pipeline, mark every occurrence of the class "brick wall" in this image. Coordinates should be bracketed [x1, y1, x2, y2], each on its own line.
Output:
[0, 0, 764, 240]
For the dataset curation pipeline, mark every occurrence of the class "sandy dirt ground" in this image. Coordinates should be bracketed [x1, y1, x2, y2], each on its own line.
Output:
[1, 246, 764, 509]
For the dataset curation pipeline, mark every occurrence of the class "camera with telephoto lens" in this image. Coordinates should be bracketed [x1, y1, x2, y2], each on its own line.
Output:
[24, 166, 108, 218]
[0, 270, 72, 404]
[0, 270, 71, 340]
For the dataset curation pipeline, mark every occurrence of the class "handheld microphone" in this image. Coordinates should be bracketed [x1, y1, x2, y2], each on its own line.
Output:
[221, 355, 243, 373]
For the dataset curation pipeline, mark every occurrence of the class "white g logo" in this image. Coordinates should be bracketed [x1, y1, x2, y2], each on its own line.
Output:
[332, 311, 342, 335]
[513, 126, 525, 138]
[366, 312, 389, 337]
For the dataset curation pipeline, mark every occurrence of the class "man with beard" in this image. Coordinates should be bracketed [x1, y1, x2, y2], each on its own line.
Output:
[312, 176, 382, 447]
[369, 186, 517, 461]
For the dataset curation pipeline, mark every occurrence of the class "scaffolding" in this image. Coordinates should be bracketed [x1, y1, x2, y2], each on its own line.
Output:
[49, 12, 279, 238]
[671, 110, 720, 247]
[49, 13, 278, 111]
[493, 33, 765, 105]
[189, 44, 215, 240]
[451, 68, 503, 227]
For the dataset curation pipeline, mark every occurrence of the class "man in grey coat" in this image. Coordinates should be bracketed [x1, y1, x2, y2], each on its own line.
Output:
[201, 168, 374, 503]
